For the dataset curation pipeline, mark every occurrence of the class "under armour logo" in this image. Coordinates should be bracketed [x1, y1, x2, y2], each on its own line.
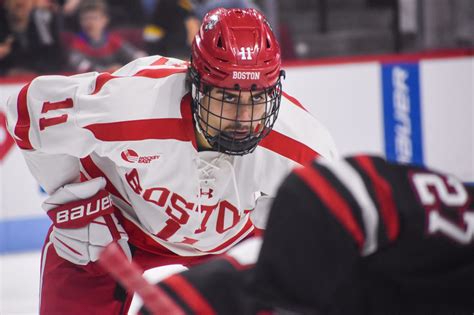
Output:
[200, 188, 214, 199]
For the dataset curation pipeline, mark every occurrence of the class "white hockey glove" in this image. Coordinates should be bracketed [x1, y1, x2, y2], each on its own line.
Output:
[250, 195, 274, 229]
[42, 177, 131, 265]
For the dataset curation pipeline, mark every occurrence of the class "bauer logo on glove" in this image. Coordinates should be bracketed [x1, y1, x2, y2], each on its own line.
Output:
[42, 177, 132, 266]
[48, 190, 114, 228]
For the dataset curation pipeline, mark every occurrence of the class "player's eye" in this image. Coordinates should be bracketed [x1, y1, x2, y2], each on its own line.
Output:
[252, 94, 264, 103]
[223, 94, 237, 103]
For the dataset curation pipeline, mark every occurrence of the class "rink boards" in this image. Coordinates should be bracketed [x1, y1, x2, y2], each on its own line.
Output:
[0, 52, 472, 254]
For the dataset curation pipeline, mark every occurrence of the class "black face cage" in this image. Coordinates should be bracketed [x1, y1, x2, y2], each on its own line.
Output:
[190, 68, 284, 155]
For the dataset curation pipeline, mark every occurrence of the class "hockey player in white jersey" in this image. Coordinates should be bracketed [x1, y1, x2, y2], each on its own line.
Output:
[6, 8, 337, 315]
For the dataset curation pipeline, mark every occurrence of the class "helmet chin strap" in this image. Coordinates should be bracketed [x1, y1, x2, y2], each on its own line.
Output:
[191, 84, 206, 138]
[192, 104, 213, 150]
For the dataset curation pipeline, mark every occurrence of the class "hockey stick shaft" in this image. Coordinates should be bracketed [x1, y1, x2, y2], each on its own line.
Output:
[98, 242, 185, 315]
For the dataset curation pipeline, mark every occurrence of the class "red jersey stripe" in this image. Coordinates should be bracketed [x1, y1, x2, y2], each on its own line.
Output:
[151, 57, 169, 65]
[354, 156, 400, 242]
[163, 274, 216, 315]
[134, 67, 187, 78]
[92, 73, 116, 94]
[84, 118, 189, 142]
[282, 91, 308, 111]
[80, 156, 131, 206]
[91, 66, 186, 95]
[259, 130, 320, 165]
[294, 166, 365, 248]
[204, 218, 254, 253]
[14, 83, 33, 150]
[84, 94, 195, 143]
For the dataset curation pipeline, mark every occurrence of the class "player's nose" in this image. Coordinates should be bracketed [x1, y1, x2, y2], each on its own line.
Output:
[236, 104, 254, 121]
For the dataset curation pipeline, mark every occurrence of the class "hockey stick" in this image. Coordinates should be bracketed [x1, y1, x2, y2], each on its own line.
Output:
[98, 242, 185, 315]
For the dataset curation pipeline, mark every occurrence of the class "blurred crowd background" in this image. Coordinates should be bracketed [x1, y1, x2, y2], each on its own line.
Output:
[0, 0, 473, 77]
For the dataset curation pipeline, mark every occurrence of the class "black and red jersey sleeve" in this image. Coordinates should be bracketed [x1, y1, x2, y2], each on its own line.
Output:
[253, 154, 474, 314]
[253, 166, 363, 314]
[140, 238, 269, 315]
[310, 155, 406, 255]
[140, 258, 248, 315]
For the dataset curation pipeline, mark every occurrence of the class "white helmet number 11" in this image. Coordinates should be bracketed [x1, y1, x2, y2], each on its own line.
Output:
[239, 47, 253, 60]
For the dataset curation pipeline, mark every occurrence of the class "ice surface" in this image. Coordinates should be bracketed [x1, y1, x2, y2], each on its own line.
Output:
[0, 251, 186, 314]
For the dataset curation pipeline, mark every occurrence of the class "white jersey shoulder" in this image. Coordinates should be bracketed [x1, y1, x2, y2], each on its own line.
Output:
[5, 55, 188, 192]
[276, 92, 338, 160]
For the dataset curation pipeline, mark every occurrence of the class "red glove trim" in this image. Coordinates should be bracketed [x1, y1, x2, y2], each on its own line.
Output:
[48, 190, 114, 229]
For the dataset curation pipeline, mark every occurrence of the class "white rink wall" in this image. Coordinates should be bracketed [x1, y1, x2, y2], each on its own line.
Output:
[0, 53, 473, 255]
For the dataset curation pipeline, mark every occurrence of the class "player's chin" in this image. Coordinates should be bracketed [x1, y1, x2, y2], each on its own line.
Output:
[221, 130, 253, 140]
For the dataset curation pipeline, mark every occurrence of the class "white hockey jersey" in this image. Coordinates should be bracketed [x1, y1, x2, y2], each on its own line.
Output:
[6, 56, 337, 256]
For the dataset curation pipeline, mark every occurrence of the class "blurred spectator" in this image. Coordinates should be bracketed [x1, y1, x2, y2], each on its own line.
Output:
[58, 0, 82, 31]
[107, 0, 158, 27]
[61, 0, 80, 15]
[399, 0, 417, 34]
[106, 0, 199, 59]
[398, 0, 418, 51]
[452, 0, 473, 46]
[142, 0, 199, 59]
[68, 0, 145, 73]
[422, 0, 474, 49]
[0, 0, 64, 76]
[193, 0, 259, 20]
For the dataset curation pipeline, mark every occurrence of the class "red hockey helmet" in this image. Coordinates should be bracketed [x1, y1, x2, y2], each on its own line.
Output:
[189, 8, 284, 155]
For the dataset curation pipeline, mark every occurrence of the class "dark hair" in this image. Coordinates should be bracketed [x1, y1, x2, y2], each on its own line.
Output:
[79, 0, 109, 16]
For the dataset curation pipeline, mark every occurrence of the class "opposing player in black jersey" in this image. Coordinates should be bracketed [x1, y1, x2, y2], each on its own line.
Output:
[137, 155, 474, 315]
[254, 155, 474, 315]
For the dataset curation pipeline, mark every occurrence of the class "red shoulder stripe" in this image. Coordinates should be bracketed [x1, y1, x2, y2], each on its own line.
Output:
[14, 83, 33, 150]
[92, 73, 116, 94]
[259, 130, 319, 165]
[84, 118, 189, 142]
[151, 57, 169, 65]
[91, 67, 186, 95]
[163, 274, 216, 315]
[294, 165, 365, 248]
[134, 67, 187, 78]
[282, 91, 308, 111]
[354, 156, 400, 241]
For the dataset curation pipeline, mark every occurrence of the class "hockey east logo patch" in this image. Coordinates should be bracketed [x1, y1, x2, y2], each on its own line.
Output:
[121, 149, 160, 164]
